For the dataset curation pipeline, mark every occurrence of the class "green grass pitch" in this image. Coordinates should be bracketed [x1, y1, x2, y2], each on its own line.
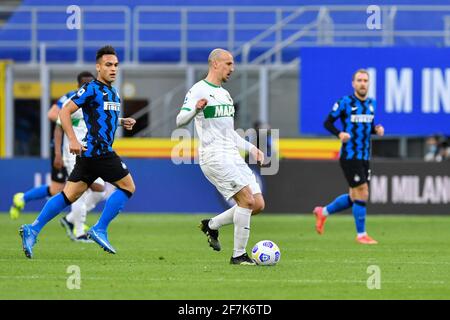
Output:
[0, 213, 449, 299]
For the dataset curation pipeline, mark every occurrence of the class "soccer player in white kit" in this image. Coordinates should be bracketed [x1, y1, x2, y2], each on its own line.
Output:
[176, 49, 265, 265]
[55, 72, 108, 242]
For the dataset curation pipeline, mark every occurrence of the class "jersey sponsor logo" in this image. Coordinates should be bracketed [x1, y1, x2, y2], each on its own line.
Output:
[203, 104, 235, 118]
[103, 102, 121, 111]
[214, 105, 234, 117]
[350, 114, 374, 123]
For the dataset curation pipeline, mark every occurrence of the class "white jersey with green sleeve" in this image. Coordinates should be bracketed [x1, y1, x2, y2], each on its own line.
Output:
[57, 107, 87, 164]
[177, 79, 254, 163]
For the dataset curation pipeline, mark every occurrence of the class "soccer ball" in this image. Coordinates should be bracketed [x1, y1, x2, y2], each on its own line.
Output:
[251, 240, 281, 266]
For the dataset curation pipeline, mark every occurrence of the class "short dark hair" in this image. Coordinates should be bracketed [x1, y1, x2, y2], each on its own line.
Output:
[77, 71, 94, 85]
[96, 45, 117, 62]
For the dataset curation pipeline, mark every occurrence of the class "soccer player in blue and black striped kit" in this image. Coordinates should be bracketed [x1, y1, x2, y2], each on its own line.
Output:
[313, 69, 385, 244]
[19, 46, 137, 258]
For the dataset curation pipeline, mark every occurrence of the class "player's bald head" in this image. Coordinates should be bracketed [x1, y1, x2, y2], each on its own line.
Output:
[208, 48, 232, 66]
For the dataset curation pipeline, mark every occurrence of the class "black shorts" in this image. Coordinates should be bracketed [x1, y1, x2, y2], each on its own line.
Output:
[339, 159, 371, 188]
[68, 152, 130, 186]
[50, 147, 68, 183]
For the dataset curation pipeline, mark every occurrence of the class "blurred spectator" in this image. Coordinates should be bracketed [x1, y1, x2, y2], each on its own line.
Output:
[436, 140, 450, 162]
[15, 118, 32, 156]
[425, 135, 449, 162]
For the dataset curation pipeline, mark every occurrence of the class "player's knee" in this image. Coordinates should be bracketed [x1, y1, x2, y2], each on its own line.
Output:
[121, 184, 135, 196]
[355, 189, 369, 201]
[238, 194, 255, 209]
[128, 182, 136, 194]
[90, 183, 105, 192]
[49, 183, 64, 196]
[63, 190, 83, 203]
[252, 198, 265, 215]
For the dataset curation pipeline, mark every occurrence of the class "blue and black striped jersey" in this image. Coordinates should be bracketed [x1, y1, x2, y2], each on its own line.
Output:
[328, 94, 377, 161]
[71, 79, 121, 158]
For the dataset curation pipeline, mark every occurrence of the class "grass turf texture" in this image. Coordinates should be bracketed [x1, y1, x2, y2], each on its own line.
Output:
[0, 213, 449, 299]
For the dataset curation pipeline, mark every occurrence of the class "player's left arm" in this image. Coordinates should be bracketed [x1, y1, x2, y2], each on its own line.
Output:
[370, 101, 384, 136]
[372, 123, 384, 136]
[118, 117, 136, 131]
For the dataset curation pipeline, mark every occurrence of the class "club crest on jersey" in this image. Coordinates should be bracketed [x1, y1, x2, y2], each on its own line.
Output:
[104, 102, 121, 111]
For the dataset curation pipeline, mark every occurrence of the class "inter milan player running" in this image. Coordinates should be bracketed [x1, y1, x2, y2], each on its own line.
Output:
[19, 46, 136, 258]
[313, 69, 385, 244]
[176, 48, 265, 265]
[55, 72, 109, 242]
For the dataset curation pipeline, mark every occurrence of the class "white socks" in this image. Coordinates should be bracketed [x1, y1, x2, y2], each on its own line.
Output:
[85, 190, 106, 212]
[66, 189, 106, 237]
[66, 192, 88, 237]
[208, 205, 237, 230]
[232, 206, 252, 258]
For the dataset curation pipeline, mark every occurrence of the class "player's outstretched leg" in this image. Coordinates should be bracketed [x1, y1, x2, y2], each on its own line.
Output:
[19, 192, 72, 258]
[10, 185, 51, 220]
[313, 194, 353, 235]
[313, 206, 327, 235]
[10, 192, 25, 220]
[199, 205, 237, 251]
[199, 219, 221, 251]
[87, 188, 132, 254]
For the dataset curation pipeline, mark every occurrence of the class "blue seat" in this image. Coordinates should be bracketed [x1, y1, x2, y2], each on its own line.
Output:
[1, 0, 448, 63]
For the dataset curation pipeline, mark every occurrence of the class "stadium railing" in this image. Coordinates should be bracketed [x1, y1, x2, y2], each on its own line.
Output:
[1, 5, 450, 64]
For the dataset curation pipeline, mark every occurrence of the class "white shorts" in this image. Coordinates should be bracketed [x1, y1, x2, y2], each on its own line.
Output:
[200, 155, 261, 201]
[63, 154, 105, 186]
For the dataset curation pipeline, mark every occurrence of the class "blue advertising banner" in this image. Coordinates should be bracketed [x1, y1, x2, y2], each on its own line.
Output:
[300, 48, 450, 136]
[0, 158, 234, 214]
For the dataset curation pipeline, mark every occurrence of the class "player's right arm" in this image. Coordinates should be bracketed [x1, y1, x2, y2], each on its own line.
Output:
[324, 100, 350, 143]
[176, 87, 207, 127]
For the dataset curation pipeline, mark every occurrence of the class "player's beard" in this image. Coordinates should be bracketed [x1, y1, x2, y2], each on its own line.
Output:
[357, 88, 368, 98]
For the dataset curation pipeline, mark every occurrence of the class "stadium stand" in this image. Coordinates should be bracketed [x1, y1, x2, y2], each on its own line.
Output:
[1, 0, 450, 63]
